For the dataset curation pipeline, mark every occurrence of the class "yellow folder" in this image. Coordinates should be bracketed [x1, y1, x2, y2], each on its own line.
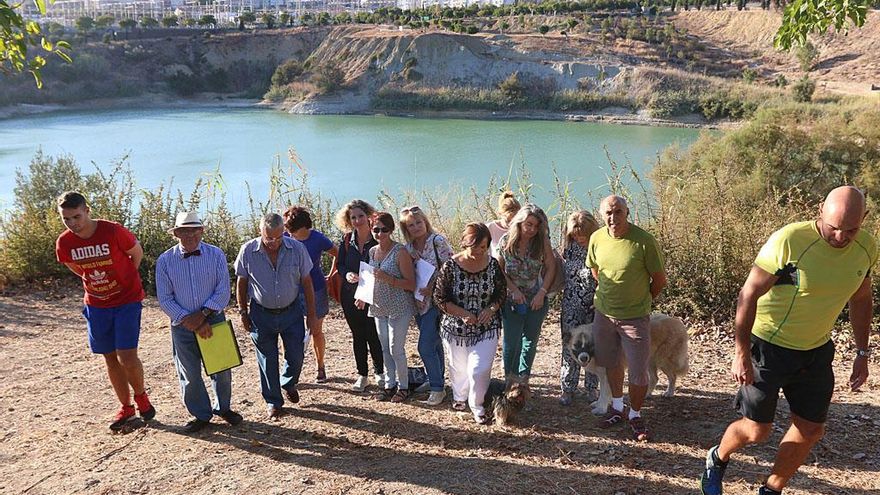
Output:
[196, 320, 243, 375]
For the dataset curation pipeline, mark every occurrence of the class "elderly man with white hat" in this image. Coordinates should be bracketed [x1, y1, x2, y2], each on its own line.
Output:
[156, 212, 243, 433]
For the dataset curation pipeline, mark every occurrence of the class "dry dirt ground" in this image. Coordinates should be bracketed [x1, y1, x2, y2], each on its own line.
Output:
[1, 285, 879, 495]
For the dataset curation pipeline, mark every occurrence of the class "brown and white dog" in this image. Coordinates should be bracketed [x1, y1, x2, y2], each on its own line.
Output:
[481, 377, 531, 426]
[564, 313, 689, 415]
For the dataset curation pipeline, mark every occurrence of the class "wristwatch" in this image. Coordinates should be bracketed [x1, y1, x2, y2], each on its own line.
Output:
[200, 307, 214, 317]
[856, 348, 871, 358]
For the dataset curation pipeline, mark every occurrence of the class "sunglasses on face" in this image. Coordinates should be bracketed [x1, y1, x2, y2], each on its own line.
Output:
[372, 226, 391, 234]
[400, 205, 422, 214]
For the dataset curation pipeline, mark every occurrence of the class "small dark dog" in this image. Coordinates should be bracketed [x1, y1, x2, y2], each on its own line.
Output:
[481, 377, 531, 426]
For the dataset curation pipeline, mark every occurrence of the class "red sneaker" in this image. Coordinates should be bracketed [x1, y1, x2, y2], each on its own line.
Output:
[110, 404, 136, 431]
[134, 392, 155, 421]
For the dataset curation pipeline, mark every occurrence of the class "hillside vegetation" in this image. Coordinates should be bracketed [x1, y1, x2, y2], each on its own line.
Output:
[3, 10, 877, 120]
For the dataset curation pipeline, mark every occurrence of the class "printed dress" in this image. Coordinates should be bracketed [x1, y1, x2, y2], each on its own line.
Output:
[560, 242, 599, 396]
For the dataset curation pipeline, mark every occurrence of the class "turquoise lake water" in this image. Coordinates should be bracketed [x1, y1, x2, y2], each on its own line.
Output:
[0, 107, 702, 213]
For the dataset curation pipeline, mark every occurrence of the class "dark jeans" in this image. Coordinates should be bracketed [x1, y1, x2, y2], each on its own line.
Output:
[248, 300, 305, 408]
[341, 288, 384, 377]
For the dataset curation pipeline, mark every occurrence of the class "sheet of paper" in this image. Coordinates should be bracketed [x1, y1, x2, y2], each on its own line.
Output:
[353, 261, 375, 305]
[413, 259, 436, 302]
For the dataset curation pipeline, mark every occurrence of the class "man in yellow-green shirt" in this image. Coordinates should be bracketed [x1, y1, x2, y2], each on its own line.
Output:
[701, 186, 877, 495]
[588, 195, 666, 442]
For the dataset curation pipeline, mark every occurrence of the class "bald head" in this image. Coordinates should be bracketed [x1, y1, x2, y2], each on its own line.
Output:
[599, 195, 630, 238]
[818, 186, 867, 248]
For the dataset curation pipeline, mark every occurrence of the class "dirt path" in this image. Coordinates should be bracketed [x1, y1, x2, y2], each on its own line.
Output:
[1, 286, 878, 495]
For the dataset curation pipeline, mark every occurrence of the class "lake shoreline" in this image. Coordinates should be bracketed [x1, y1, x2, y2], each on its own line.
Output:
[1, 93, 729, 129]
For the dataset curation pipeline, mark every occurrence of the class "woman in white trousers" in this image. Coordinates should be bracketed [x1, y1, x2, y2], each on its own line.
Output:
[433, 223, 507, 424]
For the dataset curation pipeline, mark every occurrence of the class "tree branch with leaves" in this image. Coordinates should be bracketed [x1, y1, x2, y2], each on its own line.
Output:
[774, 0, 869, 50]
[1, 0, 71, 87]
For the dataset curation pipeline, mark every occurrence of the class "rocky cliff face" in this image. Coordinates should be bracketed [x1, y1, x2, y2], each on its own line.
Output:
[303, 26, 623, 91]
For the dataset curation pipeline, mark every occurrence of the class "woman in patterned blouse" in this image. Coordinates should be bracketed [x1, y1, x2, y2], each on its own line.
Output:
[496, 204, 556, 381]
[357, 212, 417, 403]
[400, 205, 454, 406]
[559, 210, 601, 406]
[433, 223, 507, 424]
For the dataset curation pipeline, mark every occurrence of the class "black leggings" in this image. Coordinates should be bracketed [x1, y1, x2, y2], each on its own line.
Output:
[341, 288, 384, 377]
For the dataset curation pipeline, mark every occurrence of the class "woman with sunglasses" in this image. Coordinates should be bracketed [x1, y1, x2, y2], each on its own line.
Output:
[335, 199, 384, 392]
[356, 212, 417, 403]
[399, 205, 454, 406]
[496, 204, 556, 383]
[433, 223, 506, 424]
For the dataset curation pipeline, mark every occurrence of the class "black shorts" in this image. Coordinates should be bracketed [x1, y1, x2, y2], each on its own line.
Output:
[735, 335, 835, 424]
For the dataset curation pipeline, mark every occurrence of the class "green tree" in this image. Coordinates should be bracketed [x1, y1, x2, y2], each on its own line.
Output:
[238, 11, 256, 25]
[198, 15, 217, 28]
[75, 15, 95, 33]
[119, 18, 137, 31]
[262, 13, 276, 29]
[1, 0, 71, 87]
[140, 16, 159, 29]
[498, 71, 524, 101]
[182, 18, 196, 27]
[95, 14, 115, 28]
[538, 24, 549, 35]
[271, 59, 303, 87]
[279, 12, 291, 27]
[775, 0, 868, 50]
[162, 15, 179, 28]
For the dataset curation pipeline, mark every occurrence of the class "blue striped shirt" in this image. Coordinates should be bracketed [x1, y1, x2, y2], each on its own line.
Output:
[156, 241, 231, 325]
[234, 236, 313, 309]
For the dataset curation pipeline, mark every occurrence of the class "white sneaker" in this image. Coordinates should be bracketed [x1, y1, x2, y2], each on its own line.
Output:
[352, 375, 368, 392]
[374, 374, 385, 389]
[414, 382, 431, 393]
[422, 390, 446, 406]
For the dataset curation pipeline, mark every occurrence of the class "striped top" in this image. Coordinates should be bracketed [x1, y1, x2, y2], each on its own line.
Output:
[156, 241, 231, 326]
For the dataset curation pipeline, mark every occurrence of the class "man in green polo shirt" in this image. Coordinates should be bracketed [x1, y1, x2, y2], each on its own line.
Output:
[701, 186, 877, 495]
[588, 195, 666, 442]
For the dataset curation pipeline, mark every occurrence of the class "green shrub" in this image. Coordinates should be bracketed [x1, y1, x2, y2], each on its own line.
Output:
[311, 62, 345, 94]
[796, 41, 819, 72]
[741, 67, 758, 84]
[498, 72, 524, 102]
[271, 60, 304, 87]
[792, 76, 816, 102]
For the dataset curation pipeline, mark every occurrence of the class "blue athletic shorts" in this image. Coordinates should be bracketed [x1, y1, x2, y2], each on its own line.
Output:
[82, 301, 143, 354]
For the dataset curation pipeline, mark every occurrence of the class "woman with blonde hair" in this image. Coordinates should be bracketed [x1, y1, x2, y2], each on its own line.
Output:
[357, 212, 417, 403]
[495, 204, 555, 381]
[335, 199, 384, 392]
[433, 223, 506, 424]
[486, 191, 521, 258]
[400, 205, 454, 406]
[558, 210, 601, 406]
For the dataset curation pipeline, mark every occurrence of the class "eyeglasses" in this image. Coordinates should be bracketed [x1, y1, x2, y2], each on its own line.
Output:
[372, 227, 391, 234]
[400, 205, 422, 214]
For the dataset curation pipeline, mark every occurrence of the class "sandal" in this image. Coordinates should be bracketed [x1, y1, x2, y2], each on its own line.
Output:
[629, 416, 650, 442]
[374, 388, 396, 402]
[598, 406, 626, 428]
[452, 400, 467, 412]
[391, 389, 411, 403]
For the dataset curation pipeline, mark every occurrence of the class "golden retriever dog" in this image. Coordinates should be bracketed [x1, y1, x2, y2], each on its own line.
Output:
[564, 313, 689, 415]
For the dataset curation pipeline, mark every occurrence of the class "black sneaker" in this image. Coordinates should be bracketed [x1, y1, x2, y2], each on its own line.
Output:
[182, 418, 211, 433]
[285, 386, 300, 404]
[215, 410, 243, 426]
[700, 445, 728, 495]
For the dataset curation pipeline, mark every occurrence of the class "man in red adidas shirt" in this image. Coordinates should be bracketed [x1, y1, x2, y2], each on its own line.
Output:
[56, 191, 155, 430]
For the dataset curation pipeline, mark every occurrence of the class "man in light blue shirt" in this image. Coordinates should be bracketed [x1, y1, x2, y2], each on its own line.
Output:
[156, 212, 243, 433]
[235, 213, 317, 418]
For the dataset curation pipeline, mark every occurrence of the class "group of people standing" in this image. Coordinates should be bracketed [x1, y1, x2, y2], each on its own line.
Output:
[54, 184, 875, 495]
